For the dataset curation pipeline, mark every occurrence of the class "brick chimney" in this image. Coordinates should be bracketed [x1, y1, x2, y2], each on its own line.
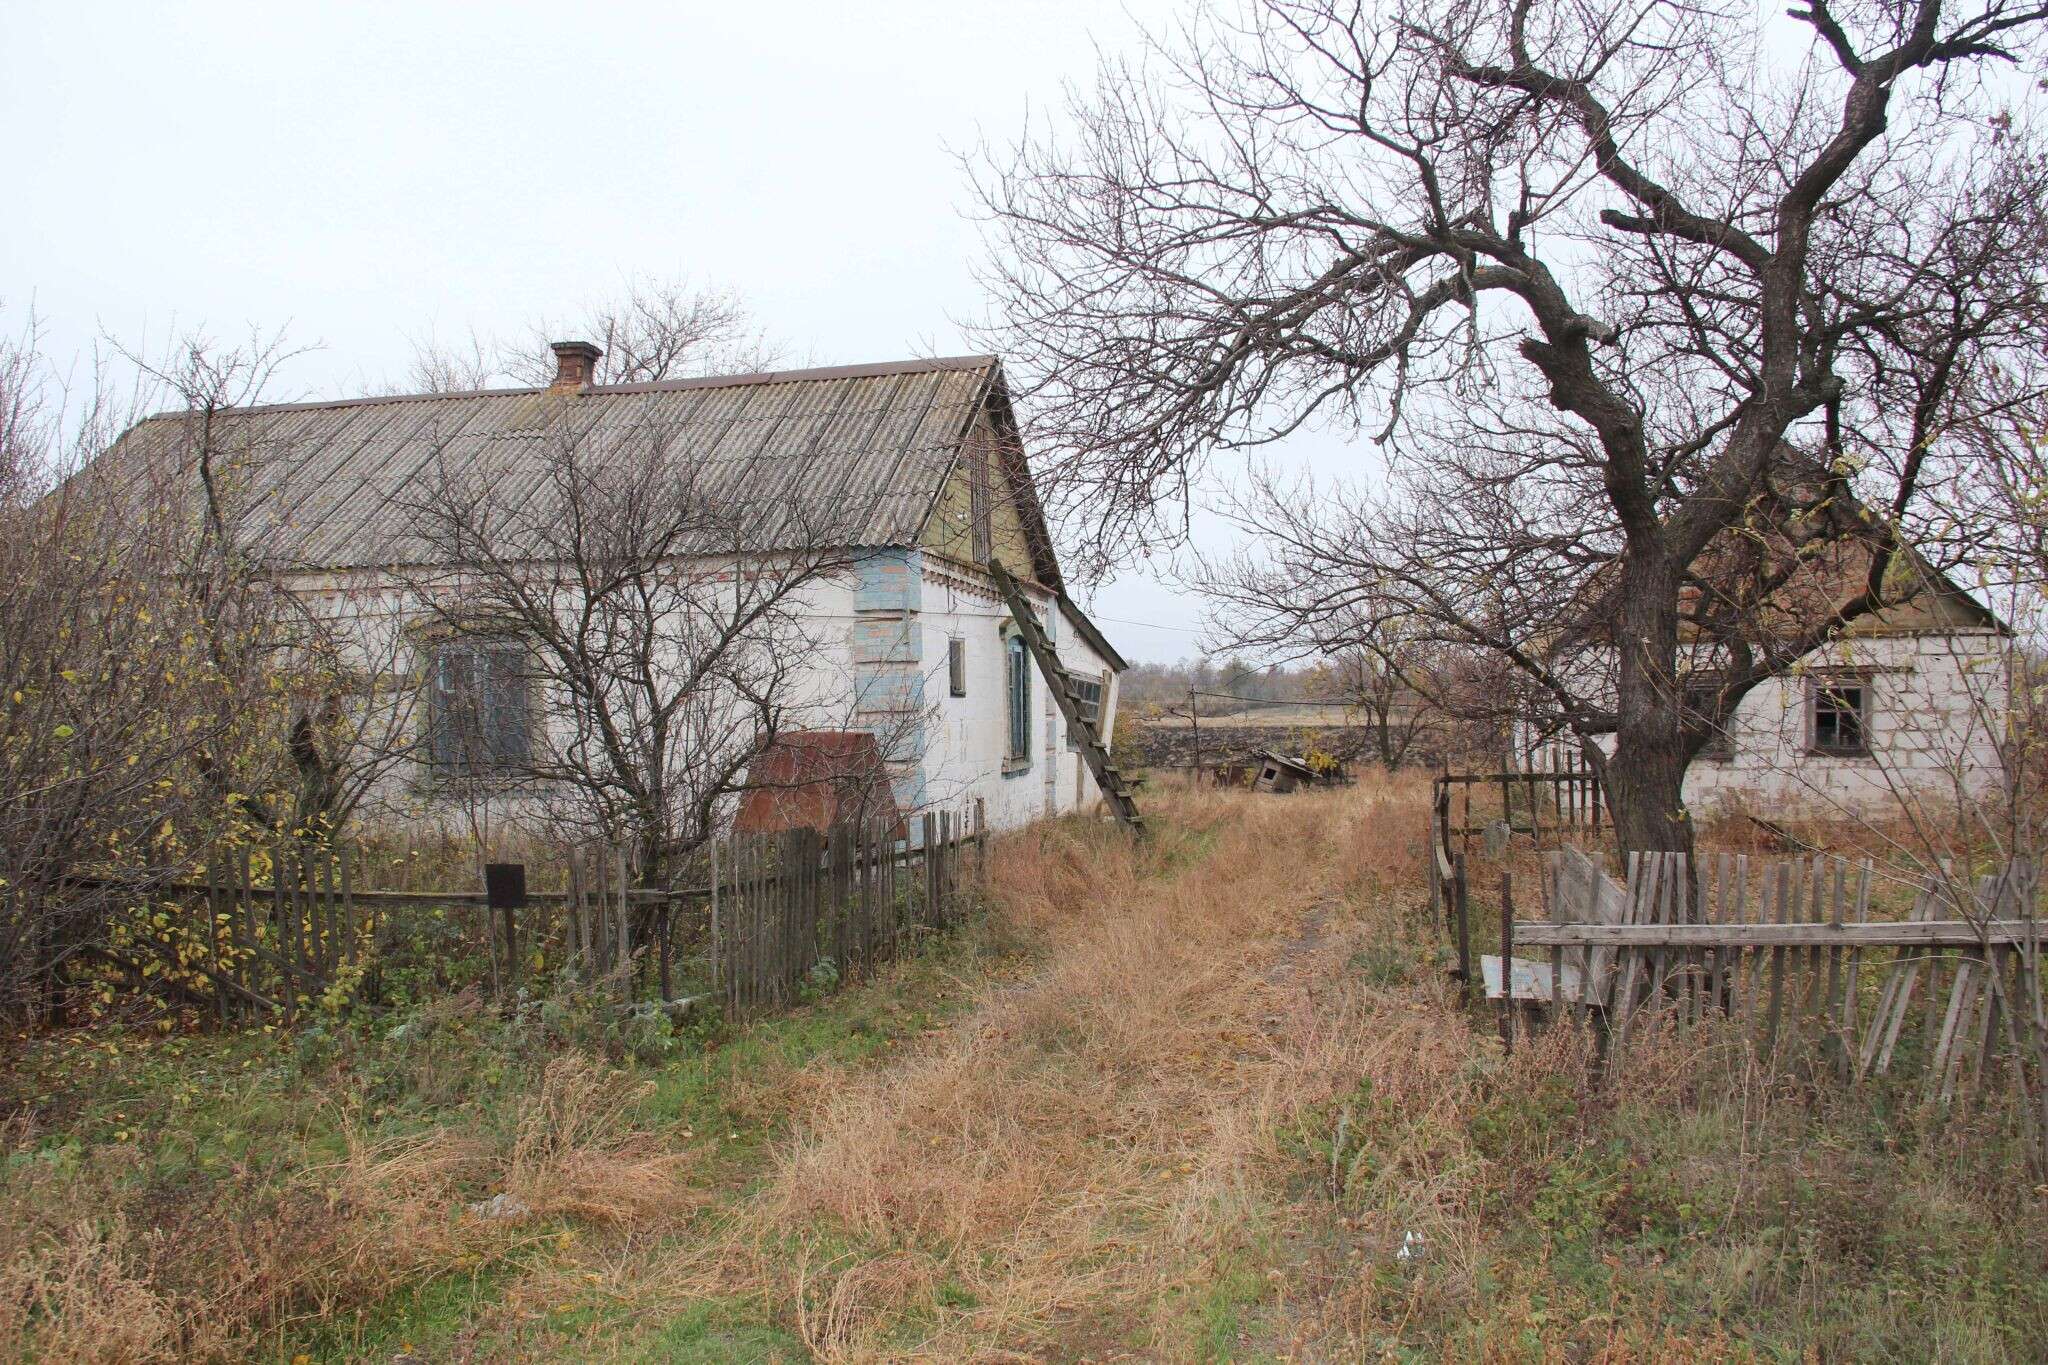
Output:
[548, 340, 602, 392]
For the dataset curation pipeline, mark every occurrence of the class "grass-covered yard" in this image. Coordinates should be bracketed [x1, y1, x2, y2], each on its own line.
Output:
[6, 775, 2047, 1360]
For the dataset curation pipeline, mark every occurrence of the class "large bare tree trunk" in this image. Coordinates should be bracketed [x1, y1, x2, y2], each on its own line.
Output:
[1606, 562, 1694, 855]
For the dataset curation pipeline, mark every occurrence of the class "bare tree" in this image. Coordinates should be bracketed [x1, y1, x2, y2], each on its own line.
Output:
[405, 278, 782, 393]
[1317, 644, 1446, 768]
[117, 330, 432, 845]
[398, 413, 870, 891]
[973, 0, 2048, 852]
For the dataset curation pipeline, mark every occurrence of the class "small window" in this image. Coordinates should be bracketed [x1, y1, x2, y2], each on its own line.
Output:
[427, 640, 532, 778]
[1067, 675, 1104, 750]
[1685, 681, 1733, 762]
[1810, 676, 1871, 757]
[1005, 633, 1031, 766]
[948, 638, 967, 697]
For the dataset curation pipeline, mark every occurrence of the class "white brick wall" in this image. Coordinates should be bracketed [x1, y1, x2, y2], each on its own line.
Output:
[1683, 630, 2009, 816]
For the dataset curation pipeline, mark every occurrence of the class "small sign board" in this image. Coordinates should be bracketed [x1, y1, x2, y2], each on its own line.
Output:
[483, 862, 527, 910]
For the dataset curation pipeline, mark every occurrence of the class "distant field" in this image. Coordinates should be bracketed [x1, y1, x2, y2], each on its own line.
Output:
[1131, 702, 1367, 728]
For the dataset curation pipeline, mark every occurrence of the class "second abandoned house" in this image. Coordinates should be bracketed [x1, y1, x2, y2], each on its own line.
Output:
[1514, 535, 2010, 819]
[98, 346, 1126, 847]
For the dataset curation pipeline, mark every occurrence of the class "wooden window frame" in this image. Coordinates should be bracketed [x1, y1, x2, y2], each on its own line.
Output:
[1067, 674, 1104, 751]
[424, 637, 537, 785]
[948, 637, 967, 698]
[1684, 679, 1735, 763]
[1003, 629, 1031, 773]
[1806, 670, 1874, 759]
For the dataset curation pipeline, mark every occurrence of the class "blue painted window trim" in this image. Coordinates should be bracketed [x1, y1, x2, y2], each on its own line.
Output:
[1005, 631, 1032, 773]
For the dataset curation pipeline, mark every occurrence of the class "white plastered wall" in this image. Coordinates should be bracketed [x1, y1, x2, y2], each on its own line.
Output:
[918, 559, 1119, 833]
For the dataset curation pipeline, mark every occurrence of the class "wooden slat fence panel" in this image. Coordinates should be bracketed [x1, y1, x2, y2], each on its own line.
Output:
[1509, 850, 2038, 1097]
[710, 802, 986, 1020]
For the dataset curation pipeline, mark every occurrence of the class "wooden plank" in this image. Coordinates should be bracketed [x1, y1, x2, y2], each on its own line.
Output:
[1611, 853, 1655, 1057]
[1837, 862, 1871, 1079]
[1869, 889, 1939, 1078]
[1923, 879, 1951, 1056]
[1731, 854, 1752, 1024]
[1545, 852, 1567, 1030]
[1835, 863, 1851, 1047]
[1764, 860, 1791, 1066]
[1927, 956, 1979, 1105]
[1647, 853, 1673, 1022]
[1454, 854, 1472, 1008]
[1976, 943, 2006, 1085]
[1499, 871, 1514, 1051]
[1510, 918, 2048, 948]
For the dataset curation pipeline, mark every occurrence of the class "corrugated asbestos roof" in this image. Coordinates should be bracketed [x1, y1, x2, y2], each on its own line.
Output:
[100, 356, 1002, 571]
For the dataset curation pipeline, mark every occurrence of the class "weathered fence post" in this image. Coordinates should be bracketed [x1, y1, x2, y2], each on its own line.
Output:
[1499, 870, 1515, 1052]
[1454, 853, 1472, 1008]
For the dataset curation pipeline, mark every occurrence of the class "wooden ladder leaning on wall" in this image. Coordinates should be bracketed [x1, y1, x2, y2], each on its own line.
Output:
[989, 560, 1144, 833]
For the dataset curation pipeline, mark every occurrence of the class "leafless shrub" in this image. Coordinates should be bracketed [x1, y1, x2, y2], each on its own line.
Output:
[397, 400, 876, 888]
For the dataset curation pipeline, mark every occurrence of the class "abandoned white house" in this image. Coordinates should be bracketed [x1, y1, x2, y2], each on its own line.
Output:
[103, 348, 1126, 841]
[1515, 541, 2011, 817]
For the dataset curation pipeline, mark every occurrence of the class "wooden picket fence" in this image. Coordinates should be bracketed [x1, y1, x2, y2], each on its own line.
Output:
[710, 806, 986, 1017]
[19, 798, 993, 1026]
[191, 843, 368, 1024]
[1471, 846, 2047, 1098]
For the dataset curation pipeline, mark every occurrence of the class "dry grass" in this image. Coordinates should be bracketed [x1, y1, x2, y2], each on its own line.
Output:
[0, 1052, 696, 1361]
[617, 771, 1500, 1360]
[580, 770, 2043, 1361]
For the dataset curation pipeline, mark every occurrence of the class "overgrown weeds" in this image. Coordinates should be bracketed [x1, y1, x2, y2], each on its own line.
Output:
[9, 777, 2048, 1359]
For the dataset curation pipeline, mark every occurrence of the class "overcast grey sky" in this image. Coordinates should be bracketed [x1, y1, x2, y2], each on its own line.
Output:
[3, 0, 1367, 664]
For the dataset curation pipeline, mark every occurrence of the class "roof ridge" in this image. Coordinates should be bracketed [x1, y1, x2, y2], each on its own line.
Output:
[138, 354, 1001, 422]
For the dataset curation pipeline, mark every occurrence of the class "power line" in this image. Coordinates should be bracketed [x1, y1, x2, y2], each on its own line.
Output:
[1088, 613, 1205, 633]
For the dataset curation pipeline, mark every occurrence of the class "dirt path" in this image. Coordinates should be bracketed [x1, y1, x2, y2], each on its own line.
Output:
[618, 784, 1392, 1361]
[391, 779, 1453, 1362]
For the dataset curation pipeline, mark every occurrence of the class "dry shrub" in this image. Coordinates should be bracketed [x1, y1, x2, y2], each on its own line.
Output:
[0, 1125, 492, 1362]
[504, 1053, 694, 1226]
[0, 1216, 172, 1364]
[788, 1246, 948, 1362]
